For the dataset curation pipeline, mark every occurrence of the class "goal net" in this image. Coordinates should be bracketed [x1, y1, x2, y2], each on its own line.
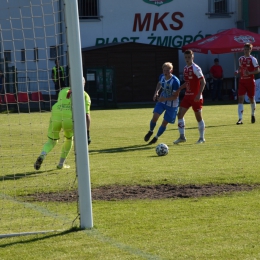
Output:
[0, 0, 92, 238]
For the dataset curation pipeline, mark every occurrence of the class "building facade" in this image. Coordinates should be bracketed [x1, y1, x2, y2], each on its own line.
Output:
[79, 0, 260, 80]
[0, 0, 259, 100]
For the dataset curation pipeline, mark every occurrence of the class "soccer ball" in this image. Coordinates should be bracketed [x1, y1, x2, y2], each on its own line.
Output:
[155, 143, 169, 156]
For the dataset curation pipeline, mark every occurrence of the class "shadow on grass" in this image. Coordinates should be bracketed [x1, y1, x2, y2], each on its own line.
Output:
[0, 169, 56, 182]
[116, 99, 237, 109]
[168, 124, 232, 132]
[88, 124, 233, 155]
[89, 144, 154, 154]
[0, 227, 81, 247]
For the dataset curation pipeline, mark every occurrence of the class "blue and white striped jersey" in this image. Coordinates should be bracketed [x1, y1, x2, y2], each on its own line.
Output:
[159, 74, 180, 107]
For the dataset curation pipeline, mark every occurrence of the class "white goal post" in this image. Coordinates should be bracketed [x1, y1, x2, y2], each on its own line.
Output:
[0, 0, 93, 238]
[64, 0, 93, 229]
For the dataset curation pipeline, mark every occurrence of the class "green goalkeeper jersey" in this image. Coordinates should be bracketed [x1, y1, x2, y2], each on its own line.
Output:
[52, 87, 91, 116]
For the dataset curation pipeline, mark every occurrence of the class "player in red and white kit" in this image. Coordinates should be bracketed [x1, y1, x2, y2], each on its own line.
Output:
[173, 49, 206, 144]
[236, 43, 260, 125]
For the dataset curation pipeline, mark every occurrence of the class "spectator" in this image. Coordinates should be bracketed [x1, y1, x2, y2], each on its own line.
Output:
[52, 59, 65, 98]
[210, 58, 223, 101]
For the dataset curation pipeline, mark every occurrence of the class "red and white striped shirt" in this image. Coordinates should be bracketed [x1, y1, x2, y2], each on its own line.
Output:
[183, 63, 204, 98]
[239, 55, 259, 80]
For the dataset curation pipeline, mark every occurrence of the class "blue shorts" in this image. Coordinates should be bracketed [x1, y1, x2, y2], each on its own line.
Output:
[153, 102, 178, 124]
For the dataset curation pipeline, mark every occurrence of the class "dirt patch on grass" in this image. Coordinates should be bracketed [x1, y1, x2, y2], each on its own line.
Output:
[24, 183, 259, 202]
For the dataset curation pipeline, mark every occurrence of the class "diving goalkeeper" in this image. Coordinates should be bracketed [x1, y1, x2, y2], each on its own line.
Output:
[34, 77, 91, 170]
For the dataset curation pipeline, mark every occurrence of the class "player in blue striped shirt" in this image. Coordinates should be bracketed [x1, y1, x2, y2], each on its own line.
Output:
[144, 62, 180, 144]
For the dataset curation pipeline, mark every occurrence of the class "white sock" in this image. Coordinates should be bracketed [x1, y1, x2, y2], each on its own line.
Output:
[251, 101, 256, 116]
[178, 118, 185, 136]
[238, 104, 243, 120]
[198, 120, 205, 139]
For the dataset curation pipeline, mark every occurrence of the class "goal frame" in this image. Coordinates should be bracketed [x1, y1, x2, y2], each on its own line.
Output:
[0, 0, 93, 239]
[64, 0, 93, 229]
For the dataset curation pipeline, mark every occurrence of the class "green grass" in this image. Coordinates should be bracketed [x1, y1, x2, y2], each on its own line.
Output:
[1, 103, 260, 259]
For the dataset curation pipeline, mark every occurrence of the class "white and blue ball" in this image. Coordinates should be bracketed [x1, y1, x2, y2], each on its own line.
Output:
[155, 143, 169, 156]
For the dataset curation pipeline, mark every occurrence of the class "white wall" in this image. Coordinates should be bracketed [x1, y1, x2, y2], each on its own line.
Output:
[80, 0, 239, 79]
[0, 0, 241, 93]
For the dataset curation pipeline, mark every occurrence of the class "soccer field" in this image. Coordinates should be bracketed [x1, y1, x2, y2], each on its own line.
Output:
[0, 103, 260, 260]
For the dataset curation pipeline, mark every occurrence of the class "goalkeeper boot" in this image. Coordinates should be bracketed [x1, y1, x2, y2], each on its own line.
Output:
[251, 115, 255, 123]
[57, 163, 70, 169]
[88, 137, 91, 145]
[34, 156, 44, 170]
[144, 131, 153, 142]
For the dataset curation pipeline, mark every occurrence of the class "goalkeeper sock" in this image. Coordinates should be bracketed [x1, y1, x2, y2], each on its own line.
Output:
[58, 158, 66, 166]
[60, 137, 73, 160]
[40, 152, 47, 160]
[41, 138, 58, 155]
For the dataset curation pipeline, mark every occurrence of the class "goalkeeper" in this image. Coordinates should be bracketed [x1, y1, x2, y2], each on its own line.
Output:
[34, 77, 91, 170]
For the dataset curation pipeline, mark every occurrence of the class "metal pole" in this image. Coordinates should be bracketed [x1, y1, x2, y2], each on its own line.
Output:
[63, 0, 93, 229]
[234, 53, 237, 91]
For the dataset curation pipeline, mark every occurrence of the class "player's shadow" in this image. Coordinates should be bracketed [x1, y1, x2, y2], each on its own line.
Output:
[168, 124, 231, 131]
[89, 144, 154, 154]
[203, 124, 231, 129]
[0, 169, 56, 182]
